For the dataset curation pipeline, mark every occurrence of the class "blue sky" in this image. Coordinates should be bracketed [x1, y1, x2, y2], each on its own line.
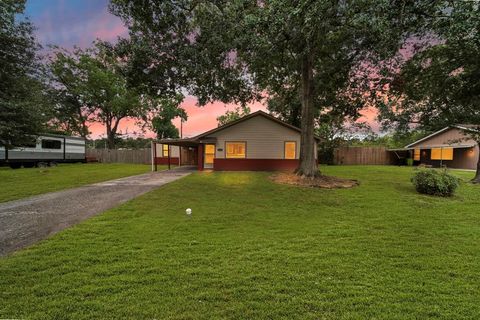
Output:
[24, 0, 127, 49]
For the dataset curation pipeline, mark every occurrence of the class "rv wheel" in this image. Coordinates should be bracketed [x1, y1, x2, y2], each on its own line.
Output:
[23, 162, 35, 168]
[37, 162, 49, 168]
[9, 163, 22, 169]
[49, 162, 58, 167]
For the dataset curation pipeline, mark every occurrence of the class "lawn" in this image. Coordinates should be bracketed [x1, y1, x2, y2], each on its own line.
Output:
[0, 166, 479, 319]
[0, 163, 154, 203]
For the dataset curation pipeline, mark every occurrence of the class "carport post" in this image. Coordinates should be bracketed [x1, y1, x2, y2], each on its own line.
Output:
[168, 145, 171, 170]
[151, 141, 158, 172]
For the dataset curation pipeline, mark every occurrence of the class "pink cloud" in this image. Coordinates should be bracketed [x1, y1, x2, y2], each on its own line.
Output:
[88, 97, 267, 139]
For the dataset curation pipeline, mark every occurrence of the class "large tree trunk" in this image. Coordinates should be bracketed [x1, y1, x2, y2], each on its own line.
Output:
[472, 144, 480, 183]
[105, 117, 116, 149]
[295, 54, 320, 178]
[106, 118, 123, 150]
[106, 127, 115, 149]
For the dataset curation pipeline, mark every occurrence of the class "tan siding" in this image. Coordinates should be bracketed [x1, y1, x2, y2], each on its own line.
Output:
[411, 128, 478, 170]
[411, 128, 476, 148]
[207, 115, 313, 159]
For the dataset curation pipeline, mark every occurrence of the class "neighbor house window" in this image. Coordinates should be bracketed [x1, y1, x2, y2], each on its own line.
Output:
[285, 141, 296, 159]
[226, 142, 246, 158]
[414, 149, 421, 161]
[41, 139, 61, 149]
[162, 144, 169, 157]
[431, 148, 453, 160]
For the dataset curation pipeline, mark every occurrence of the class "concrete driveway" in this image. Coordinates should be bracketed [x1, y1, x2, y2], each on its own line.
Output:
[0, 167, 194, 256]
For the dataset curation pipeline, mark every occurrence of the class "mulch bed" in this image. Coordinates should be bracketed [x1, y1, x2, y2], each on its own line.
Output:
[270, 172, 359, 189]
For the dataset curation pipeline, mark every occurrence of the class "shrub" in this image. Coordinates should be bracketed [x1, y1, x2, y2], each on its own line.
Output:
[411, 169, 459, 197]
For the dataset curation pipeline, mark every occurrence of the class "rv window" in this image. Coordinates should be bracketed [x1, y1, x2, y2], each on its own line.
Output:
[41, 139, 62, 149]
[15, 138, 37, 148]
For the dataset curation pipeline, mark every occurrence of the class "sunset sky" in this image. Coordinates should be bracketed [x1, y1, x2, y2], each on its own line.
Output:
[25, 0, 377, 139]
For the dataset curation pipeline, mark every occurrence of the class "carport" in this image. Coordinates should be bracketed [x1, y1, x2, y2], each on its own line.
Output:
[152, 139, 201, 171]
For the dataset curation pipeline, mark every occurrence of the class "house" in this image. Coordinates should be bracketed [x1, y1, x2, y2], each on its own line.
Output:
[405, 125, 479, 170]
[153, 111, 318, 171]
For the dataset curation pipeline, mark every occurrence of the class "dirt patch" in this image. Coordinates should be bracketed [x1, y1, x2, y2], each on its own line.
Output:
[270, 172, 359, 189]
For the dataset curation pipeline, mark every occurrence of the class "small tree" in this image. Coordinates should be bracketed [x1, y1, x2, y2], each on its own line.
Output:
[217, 106, 250, 127]
[49, 42, 148, 149]
[150, 95, 187, 139]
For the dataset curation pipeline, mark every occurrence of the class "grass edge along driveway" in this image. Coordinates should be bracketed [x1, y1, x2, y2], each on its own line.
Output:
[0, 166, 479, 319]
[0, 163, 157, 203]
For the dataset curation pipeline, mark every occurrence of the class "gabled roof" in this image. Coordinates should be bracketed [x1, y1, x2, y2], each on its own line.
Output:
[405, 125, 479, 149]
[193, 110, 320, 141]
[159, 110, 320, 145]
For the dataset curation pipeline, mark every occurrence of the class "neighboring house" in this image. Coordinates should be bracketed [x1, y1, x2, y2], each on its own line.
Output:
[154, 110, 319, 171]
[405, 125, 479, 170]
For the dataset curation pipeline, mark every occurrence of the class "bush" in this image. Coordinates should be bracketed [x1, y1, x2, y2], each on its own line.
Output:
[411, 169, 460, 197]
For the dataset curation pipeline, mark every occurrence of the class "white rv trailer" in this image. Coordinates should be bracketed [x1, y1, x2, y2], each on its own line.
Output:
[0, 134, 86, 169]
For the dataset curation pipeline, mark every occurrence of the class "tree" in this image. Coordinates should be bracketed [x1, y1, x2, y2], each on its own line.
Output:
[150, 95, 187, 139]
[0, 0, 49, 148]
[381, 2, 480, 182]
[267, 87, 302, 128]
[217, 106, 250, 127]
[49, 42, 149, 149]
[47, 47, 92, 138]
[111, 0, 427, 177]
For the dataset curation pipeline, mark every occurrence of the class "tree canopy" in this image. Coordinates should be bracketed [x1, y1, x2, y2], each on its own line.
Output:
[150, 95, 187, 139]
[0, 0, 49, 148]
[217, 106, 250, 127]
[48, 41, 182, 149]
[111, 0, 429, 176]
[380, 2, 480, 182]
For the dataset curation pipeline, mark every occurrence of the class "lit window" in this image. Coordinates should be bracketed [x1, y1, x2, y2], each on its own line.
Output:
[431, 148, 453, 160]
[205, 144, 215, 164]
[226, 142, 246, 158]
[163, 144, 169, 157]
[414, 149, 420, 161]
[285, 141, 296, 159]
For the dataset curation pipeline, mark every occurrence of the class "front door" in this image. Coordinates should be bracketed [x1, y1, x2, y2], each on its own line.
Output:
[204, 144, 215, 169]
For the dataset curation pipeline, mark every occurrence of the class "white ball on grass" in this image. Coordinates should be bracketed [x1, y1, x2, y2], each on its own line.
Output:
[186, 208, 192, 215]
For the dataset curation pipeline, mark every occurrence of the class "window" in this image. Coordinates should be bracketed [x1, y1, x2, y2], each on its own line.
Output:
[162, 144, 169, 157]
[204, 144, 215, 164]
[41, 139, 61, 149]
[15, 138, 37, 148]
[226, 142, 246, 158]
[414, 149, 421, 161]
[285, 141, 296, 159]
[431, 148, 453, 160]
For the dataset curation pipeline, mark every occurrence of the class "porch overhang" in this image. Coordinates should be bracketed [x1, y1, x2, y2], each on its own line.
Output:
[405, 144, 476, 150]
[157, 137, 217, 147]
[157, 138, 200, 147]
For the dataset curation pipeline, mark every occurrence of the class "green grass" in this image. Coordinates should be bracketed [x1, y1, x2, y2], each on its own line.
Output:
[0, 163, 154, 203]
[1, 166, 479, 319]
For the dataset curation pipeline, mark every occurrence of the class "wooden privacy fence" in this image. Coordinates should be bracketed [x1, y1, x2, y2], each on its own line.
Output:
[333, 146, 395, 165]
[86, 149, 151, 164]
